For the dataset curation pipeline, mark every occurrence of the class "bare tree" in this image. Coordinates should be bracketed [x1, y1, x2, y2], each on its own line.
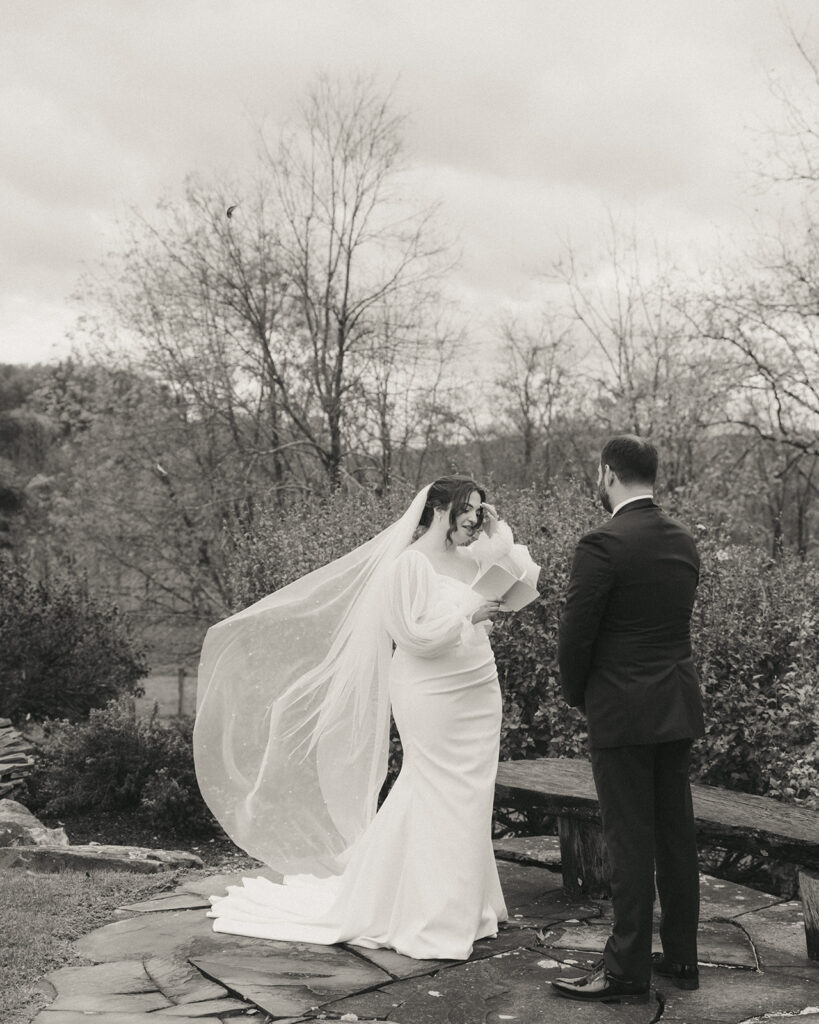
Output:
[686, 29, 819, 554]
[88, 172, 308, 490]
[57, 76, 458, 628]
[552, 223, 733, 490]
[344, 289, 463, 492]
[493, 311, 576, 481]
[699, 27, 819, 453]
[264, 75, 449, 487]
[758, 18, 819, 191]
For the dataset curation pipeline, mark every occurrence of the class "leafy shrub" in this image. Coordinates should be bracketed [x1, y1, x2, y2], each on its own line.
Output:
[30, 479, 817, 850]
[224, 479, 819, 834]
[488, 483, 596, 764]
[28, 696, 217, 835]
[498, 487, 818, 811]
[223, 485, 415, 609]
[493, 487, 818, 821]
[0, 565, 148, 721]
[689, 532, 819, 804]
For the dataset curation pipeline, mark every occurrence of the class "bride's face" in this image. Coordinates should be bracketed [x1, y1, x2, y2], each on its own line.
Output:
[450, 490, 484, 545]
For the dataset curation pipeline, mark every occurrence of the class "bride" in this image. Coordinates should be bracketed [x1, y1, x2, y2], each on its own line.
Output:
[193, 477, 527, 961]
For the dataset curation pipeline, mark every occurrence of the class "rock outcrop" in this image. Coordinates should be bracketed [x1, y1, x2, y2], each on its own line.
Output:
[0, 797, 69, 846]
[0, 798, 202, 873]
[0, 843, 203, 873]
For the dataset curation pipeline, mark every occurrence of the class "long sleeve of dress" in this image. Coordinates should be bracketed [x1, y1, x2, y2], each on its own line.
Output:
[384, 550, 478, 658]
[465, 520, 515, 571]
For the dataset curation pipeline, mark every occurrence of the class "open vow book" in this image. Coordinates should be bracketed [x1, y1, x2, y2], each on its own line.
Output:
[471, 544, 541, 612]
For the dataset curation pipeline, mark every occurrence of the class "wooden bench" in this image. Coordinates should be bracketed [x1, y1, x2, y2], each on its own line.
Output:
[495, 757, 819, 960]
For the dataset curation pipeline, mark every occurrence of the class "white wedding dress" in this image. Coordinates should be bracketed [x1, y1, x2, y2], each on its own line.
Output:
[207, 542, 508, 960]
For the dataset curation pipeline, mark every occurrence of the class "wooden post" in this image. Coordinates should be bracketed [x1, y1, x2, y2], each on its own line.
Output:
[558, 815, 611, 898]
[177, 666, 187, 717]
[799, 868, 819, 961]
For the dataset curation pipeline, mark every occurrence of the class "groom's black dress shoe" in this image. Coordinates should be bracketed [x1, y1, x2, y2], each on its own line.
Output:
[551, 960, 650, 1003]
[651, 953, 700, 990]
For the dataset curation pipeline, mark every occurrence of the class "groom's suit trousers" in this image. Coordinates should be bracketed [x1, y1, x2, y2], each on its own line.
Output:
[591, 739, 700, 985]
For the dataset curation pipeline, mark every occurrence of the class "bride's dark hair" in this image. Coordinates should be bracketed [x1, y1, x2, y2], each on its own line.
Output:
[418, 476, 486, 545]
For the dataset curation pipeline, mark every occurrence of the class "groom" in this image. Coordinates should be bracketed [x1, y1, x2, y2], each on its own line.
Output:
[551, 435, 705, 1004]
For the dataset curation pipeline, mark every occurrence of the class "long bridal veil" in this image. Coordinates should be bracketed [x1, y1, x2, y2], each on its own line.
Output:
[193, 486, 431, 877]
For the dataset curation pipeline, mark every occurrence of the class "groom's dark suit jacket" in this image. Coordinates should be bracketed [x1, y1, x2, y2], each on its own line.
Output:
[558, 498, 705, 749]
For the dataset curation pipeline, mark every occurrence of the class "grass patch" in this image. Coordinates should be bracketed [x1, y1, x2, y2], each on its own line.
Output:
[0, 868, 178, 1024]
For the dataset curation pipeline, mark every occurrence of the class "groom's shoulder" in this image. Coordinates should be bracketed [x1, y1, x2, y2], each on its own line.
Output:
[579, 519, 612, 541]
[576, 506, 656, 545]
[574, 506, 699, 554]
[580, 512, 625, 539]
[574, 517, 618, 551]
[652, 504, 699, 542]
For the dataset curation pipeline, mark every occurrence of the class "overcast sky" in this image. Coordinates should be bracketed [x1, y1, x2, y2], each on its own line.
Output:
[2, 0, 818, 365]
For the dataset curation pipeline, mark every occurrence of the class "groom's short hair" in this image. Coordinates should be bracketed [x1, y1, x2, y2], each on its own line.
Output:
[601, 435, 658, 485]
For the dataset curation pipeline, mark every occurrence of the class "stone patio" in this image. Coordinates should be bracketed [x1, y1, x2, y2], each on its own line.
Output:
[30, 846, 819, 1024]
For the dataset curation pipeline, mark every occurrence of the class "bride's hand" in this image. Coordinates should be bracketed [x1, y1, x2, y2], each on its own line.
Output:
[480, 502, 500, 537]
[472, 599, 502, 624]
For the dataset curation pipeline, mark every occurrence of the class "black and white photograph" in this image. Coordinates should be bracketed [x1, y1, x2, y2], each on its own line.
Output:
[2, 2, 819, 1021]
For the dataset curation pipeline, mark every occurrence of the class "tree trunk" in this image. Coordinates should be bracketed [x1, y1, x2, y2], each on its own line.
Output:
[328, 410, 343, 489]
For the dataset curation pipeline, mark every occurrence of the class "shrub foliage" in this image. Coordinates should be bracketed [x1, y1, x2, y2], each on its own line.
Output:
[28, 696, 217, 835]
[227, 479, 819, 809]
[25, 479, 819, 840]
[0, 565, 148, 721]
[691, 532, 819, 803]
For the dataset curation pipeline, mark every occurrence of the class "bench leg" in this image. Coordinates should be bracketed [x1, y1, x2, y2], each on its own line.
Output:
[799, 868, 819, 961]
[558, 816, 611, 899]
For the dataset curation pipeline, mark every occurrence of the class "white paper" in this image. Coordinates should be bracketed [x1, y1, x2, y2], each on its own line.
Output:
[471, 544, 540, 612]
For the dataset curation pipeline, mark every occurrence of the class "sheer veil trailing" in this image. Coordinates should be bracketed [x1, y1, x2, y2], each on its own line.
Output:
[193, 485, 432, 878]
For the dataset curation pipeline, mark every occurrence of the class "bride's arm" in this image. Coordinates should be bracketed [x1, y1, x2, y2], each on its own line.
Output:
[466, 517, 515, 570]
[384, 551, 484, 657]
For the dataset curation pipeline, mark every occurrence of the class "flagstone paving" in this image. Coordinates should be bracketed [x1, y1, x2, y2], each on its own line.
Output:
[143, 956, 232, 1003]
[324, 947, 658, 1024]
[190, 947, 392, 1017]
[658, 966, 819, 1022]
[493, 833, 562, 869]
[30, 854, 819, 1024]
[117, 892, 212, 915]
[694, 875, 782, 921]
[544, 918, 757, 969]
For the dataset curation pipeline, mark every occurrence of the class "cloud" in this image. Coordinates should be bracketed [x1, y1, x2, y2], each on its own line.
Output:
[1, 0, 817, 362]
